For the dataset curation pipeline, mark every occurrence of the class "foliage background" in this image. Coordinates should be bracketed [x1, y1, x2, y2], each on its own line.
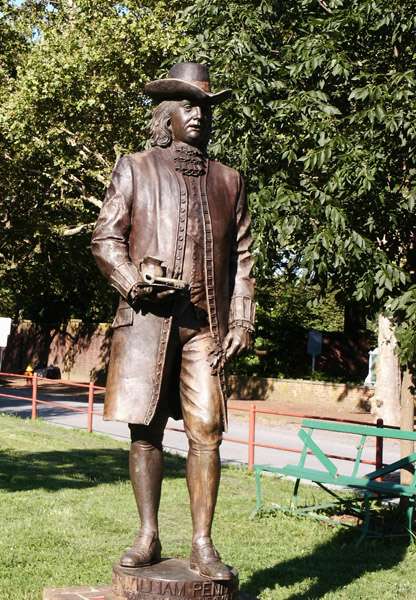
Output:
[174, 0, 416, 363]
[0, 0, 187, 322]
[1, 0, 415, 379]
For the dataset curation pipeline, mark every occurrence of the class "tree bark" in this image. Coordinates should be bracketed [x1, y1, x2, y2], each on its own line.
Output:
[400, 364, 415, 487]
[371, 312, 401, 426]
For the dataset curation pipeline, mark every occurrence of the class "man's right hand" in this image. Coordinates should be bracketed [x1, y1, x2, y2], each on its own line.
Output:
[129, 284, 179, 305]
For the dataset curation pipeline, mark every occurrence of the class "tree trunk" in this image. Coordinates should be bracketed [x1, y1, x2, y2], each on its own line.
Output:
[400, 364, 415, 487]
[371, 312, 401, 426]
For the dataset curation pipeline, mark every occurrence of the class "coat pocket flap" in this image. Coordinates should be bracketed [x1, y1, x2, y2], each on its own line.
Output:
[112, 306, 134, 329]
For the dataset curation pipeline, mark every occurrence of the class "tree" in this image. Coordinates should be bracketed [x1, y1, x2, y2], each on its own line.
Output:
[2, 1, 416, 401]
[0, 0, 187, 322]
[172, 0, 416, 418]
[372, 313, 401, 426]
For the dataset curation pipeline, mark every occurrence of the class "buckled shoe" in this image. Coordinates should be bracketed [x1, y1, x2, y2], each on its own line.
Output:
[120, 529, 162, 568]
[190, 537, 231, 580]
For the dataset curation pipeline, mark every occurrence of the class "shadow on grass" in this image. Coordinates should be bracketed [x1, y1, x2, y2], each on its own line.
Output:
[245, 527, 408, 599]
[0, 449, 187, 491]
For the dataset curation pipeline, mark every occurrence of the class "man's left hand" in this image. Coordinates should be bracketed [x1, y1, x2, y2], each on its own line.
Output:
[209, 327, 252, 373]
[223, 326, 253, 361]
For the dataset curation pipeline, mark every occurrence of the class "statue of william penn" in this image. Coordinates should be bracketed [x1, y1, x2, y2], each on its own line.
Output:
[92, 62, 255, 580]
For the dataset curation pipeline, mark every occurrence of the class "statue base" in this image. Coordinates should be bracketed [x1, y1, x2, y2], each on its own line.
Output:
[110, 558, 239, 600]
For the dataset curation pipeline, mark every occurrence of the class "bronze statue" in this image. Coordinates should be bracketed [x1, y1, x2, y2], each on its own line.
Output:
[92, 62, 255, 581]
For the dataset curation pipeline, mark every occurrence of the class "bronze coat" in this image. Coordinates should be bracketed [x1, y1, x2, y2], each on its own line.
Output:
[92, 145, 255, 426]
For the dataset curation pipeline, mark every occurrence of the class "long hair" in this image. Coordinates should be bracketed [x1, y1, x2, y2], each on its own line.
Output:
[149, 100, 211, 151]
[149, 101, 177, 148]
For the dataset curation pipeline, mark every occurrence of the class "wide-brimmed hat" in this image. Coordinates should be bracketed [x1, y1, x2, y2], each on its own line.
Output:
[145, 62, 232, 105]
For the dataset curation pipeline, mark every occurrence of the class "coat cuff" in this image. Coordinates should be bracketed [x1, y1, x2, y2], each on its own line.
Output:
[110, 262, 140, 298]
[229, 296, 256, 332]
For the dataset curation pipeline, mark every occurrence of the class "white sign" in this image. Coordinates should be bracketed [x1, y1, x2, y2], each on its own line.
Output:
[0, 317, 12, 347]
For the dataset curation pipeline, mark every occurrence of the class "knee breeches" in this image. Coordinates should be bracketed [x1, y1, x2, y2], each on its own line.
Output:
[129, 305, 223, 451]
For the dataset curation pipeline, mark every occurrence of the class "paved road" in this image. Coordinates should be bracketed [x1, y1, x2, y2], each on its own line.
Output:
[0, 382, 403, 479]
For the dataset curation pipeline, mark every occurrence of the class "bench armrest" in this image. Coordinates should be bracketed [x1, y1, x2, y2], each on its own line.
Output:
[298, 429, 338, 477]
[364, 451, 416, 481]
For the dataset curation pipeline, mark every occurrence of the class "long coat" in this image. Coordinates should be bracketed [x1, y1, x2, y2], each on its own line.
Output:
[92, 145, 255, 426]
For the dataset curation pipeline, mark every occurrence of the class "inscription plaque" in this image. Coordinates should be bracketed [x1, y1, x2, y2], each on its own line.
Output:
[111, 559, 239, 600]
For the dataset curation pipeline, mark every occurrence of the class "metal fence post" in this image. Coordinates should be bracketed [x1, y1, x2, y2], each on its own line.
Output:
[31, 373, 37, 420]
[87, 381, 94, 433]
[376, 418, 384, 481]
[248, 403, 256, 471]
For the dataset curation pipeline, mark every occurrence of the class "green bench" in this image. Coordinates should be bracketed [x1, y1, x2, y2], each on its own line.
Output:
[251, 419, 416, 547]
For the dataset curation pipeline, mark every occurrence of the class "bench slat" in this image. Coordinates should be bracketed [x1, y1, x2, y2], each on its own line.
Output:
[279, 464, 416, 495]
[301, 419, 416, 441]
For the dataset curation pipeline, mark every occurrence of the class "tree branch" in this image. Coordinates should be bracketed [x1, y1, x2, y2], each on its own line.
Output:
[63, 222, 95, 236]
[316, 0, 333, 14]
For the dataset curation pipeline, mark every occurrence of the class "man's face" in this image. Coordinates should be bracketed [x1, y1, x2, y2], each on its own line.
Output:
[169, 99, 212, 149]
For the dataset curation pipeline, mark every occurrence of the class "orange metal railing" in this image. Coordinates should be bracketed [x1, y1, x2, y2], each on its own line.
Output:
[0, 372, 105, 433]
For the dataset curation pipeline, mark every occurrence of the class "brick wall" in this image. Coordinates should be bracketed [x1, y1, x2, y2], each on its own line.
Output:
[228, 375, 374, 411]
[2, 320, 112, 384]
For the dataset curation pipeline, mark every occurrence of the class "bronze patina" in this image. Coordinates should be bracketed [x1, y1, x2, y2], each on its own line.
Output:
[92, 62, 255, 582]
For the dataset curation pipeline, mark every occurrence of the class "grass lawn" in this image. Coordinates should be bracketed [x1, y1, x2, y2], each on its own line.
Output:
[1, 413, 416, 600]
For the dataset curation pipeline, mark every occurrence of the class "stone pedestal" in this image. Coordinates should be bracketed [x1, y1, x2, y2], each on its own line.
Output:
[42, 558, 258, 600]
[111, 559, 239, 600]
